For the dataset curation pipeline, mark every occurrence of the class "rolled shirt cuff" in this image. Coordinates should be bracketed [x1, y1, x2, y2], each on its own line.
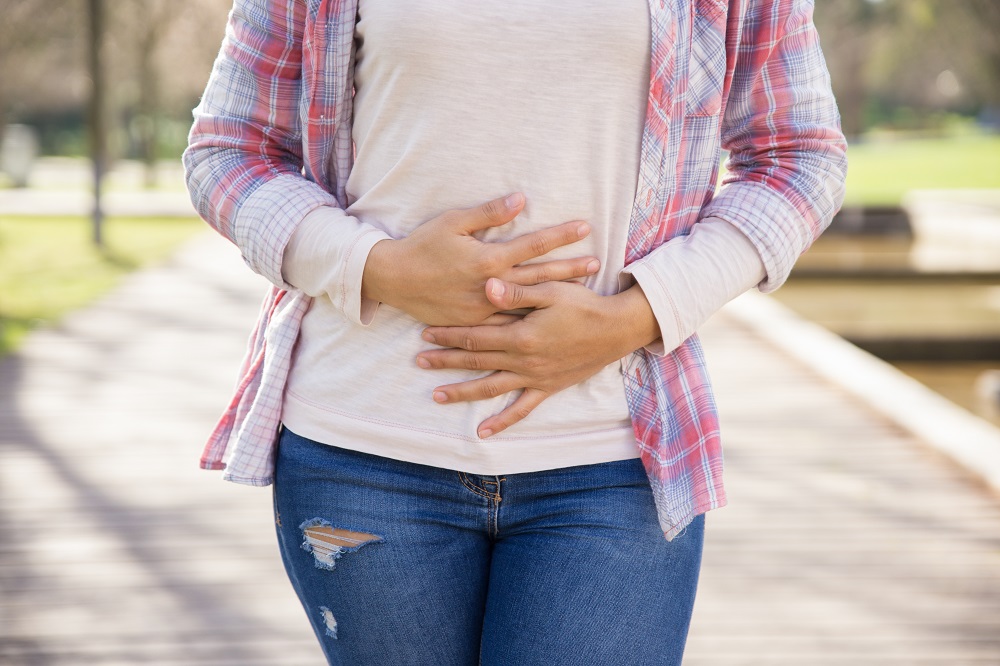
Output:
[620, 216, 766, 356]
[281, 206, 393, 326]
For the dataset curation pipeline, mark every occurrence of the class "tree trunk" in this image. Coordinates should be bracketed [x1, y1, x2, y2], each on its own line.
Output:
[137, 29, 160, 189]
[88, 0, 106, 246]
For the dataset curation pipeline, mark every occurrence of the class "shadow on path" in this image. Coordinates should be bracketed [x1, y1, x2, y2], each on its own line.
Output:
[0, 233, 317, 664]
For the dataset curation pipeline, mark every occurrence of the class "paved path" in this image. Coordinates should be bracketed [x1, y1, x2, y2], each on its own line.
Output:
[1, 231, 999, 664]
[0, 158, 195, 217]
[0, 188, 196, 217]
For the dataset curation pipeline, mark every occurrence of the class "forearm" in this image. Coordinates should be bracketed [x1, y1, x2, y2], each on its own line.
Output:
[705, 0, 847, 293]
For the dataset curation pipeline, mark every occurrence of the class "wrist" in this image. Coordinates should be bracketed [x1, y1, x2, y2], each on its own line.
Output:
[361, 239, 403, 306]
[608, 284, 661, 355]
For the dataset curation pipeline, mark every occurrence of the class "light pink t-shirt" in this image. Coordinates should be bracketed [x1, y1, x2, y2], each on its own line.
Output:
[279, 0, 766, 474]
[282, 0, 648, 473]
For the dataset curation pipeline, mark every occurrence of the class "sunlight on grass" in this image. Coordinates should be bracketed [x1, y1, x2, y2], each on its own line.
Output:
[844, 134, 1000, 206]
[0, 216, 204, 355]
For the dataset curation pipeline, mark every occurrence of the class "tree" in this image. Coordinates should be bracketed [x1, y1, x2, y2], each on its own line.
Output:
[0, 0, 231, 165]
[110, 0, 232, 186]
[0, 0, 82, 135]
[813, 0, 897, 139]
[925, 0, 1000, 108]
[88, 0, 107, 245]
[814, 0, 1000, 136]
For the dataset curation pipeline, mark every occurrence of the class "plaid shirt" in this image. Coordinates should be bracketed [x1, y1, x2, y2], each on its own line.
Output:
[184, 0, 846, 540]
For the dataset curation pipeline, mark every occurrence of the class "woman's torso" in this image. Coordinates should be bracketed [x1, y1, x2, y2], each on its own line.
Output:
[282, 0, 652, 473]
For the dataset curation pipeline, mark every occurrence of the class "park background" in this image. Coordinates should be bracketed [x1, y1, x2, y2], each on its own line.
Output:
[1, 1, 1000, 664]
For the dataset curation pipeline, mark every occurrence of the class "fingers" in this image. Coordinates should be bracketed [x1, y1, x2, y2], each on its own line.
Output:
[416, 349, 511, 373]
[458, 192, 525, 233]
[507, 257, 600, 285]
[428, 371, 524, 406]
[421, 324, 511, 352]
[480, 312, 522, 326]
[484, 279, 554, 311]
[502, 220, 591, 265]
[477, 388, 549, 438]
[423, 367, 549, 438]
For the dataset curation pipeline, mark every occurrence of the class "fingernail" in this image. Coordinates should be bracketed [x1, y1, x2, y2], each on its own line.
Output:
[416, 357, 430, 369]
[433, 391, 448, 403]
[490, 279, 505, 299]
[479, 428, 493, 438]
[586, 259, 600, 274]
[576, 222, 590, 238]
[505, 192, 523, 209]
[422, 331, 436, 343]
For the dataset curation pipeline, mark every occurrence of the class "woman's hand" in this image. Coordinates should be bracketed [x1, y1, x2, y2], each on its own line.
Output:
[361, 193, 600, 326]
[415, 278, 661, 437]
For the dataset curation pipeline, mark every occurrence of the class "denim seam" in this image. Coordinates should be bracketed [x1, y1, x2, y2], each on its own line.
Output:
[491, 492, 502, 539]
[488, 501, 498, 539]
[458, 472, 499, 502]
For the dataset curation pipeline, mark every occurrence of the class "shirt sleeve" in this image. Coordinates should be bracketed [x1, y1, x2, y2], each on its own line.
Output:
[182, 0, 340, 289]
[281, 207, 392, 326]
[621, 217, 766, 356]
[701, 0, 848, 293]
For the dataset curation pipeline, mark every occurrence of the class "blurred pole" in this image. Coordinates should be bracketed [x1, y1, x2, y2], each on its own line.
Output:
[87, 0, 106, 247]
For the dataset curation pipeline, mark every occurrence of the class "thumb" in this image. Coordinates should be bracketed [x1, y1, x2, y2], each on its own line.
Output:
[486, 278, 550, 310]
[461, 192, 524, 233]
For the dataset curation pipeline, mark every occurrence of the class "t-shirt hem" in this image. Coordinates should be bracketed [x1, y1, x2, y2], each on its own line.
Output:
[281, 390, 641, 475]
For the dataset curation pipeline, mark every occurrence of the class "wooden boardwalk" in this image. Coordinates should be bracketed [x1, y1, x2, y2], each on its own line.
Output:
[1, 231, 999, 665]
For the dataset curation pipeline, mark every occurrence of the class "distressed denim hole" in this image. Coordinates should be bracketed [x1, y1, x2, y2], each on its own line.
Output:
[300, 519, 383, 570]
[319, 606, 338, 639]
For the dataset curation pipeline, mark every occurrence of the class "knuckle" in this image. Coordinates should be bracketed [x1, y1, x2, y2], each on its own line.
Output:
[531, 266, 551, 284]
[507, 284, 526, 307]
[529, 235, 550, 258]
[473, 253, 499, 275]
[522, 355, 544, 371]
[462, 334, 479, 352]
[514, 405, 533, 421]
[464, 353, 483, 371]
[482, 199, 503, 222]
[482, 381, 503, 398]
[515, 330, 539, 354]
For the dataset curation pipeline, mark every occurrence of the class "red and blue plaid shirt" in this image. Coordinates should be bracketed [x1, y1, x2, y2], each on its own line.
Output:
[184, 0, 846, 540]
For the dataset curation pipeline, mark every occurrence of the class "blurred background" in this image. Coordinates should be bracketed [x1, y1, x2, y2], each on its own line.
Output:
[1, 1, 999, 664]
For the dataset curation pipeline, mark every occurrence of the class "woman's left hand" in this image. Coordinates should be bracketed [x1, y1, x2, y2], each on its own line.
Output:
[416, 277, 660, 438]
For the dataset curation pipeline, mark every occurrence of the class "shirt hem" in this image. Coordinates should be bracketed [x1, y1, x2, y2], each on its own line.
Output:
[281, 390, 641, 475]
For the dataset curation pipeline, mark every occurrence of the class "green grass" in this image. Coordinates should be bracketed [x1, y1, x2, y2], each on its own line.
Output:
[0, 216, 204, 355]
[843, 134, 1000, 206]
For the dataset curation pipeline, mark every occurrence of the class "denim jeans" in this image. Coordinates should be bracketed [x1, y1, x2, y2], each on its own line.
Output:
[273, 427, 705, 666]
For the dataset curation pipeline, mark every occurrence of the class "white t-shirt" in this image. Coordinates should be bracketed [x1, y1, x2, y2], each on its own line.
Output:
[279, 0, 766, 474]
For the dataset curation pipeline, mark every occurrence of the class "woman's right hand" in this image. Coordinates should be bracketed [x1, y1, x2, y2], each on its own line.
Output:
[361, 193, 600, 326]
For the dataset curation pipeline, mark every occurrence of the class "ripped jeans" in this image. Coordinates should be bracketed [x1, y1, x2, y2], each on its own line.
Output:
[273, 427, 706, 666]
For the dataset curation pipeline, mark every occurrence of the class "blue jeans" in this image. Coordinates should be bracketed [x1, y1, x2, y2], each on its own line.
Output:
[273, 427, 705, 665]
